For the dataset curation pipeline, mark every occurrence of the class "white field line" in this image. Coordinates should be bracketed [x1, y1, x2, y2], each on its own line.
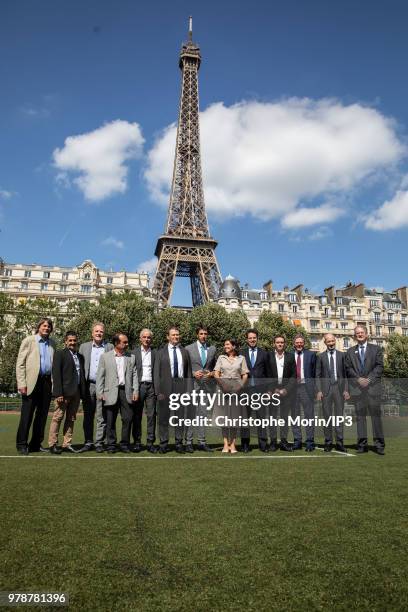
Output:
[0, 454, 355, 460]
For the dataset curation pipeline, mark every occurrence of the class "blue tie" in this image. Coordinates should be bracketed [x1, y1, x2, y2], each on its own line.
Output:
[173, 346, 179, 378]
[359, 345, 365, 372]
[200, 344, 207, 368]
[250, 349, 256, 367]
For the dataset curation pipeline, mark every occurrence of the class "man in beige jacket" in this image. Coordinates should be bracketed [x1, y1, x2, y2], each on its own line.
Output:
[16, 317, 55, 455]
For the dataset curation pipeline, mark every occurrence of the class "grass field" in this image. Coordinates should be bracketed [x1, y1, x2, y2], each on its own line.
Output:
[1, 413, 408, 611]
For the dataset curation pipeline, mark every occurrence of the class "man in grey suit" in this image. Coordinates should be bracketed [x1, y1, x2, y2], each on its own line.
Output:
[345, 325, 385, 455]
[153, 326, 192, 454]
[96, 333, 138, 453]
[131, 328, 158, 454]
[185, 326, 216, 452]
[78, 322, 113, 453]
[316, 333, 350, 453]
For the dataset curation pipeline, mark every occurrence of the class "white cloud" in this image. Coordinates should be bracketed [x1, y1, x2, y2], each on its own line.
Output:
[137, 257, 157, 287]
[53, 120, 144, 202]
[308, 226, 333, 241]
[101, 236, 125, 249]
[364, 189, 408, 230]
[281, 204, 344, 229]
[144, 98, 404, 225]
[0, 189, 15, 200]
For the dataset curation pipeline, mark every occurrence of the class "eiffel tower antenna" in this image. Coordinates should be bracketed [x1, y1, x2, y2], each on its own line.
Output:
[153, 18, 222, 307]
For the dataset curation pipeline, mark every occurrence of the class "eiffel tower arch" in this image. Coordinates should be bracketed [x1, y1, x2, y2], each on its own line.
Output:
[153, 19, 222, 307]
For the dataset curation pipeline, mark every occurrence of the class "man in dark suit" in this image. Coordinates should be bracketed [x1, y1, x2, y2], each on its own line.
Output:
[48, 331, 86, 454]
[345, 325, 385, 454]
[292, 333, 317, 451]
[269, 335, 297, 452]
[185, 326, 217, 453]
[240, 328, 272, 452]
[153, 326, 192, 454]
[316, 333, 350, 453]
[131, 328, 157, 454]
[78, 322, 113, 453]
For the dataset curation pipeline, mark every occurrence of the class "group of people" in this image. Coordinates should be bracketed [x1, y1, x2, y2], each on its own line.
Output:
[15, 318, 386, 456]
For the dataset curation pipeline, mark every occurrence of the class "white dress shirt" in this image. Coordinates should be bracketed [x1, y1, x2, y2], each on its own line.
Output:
[141, 346, 152, 382]
[89, 342, 105, 382]
[275, 351, 285, 385]
[295, 351, 305, 383]
[327, 349, 337, 381]
[168, 344, 183, 378]
[114, 352, 125, 386]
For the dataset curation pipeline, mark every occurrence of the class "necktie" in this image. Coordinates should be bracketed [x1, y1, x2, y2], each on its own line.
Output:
[329, 350, 335, 382]
[296, 352, 302, 379]
[359, 345, 365, 372]
[250, 349, 256, 368]
[173, 346, 179, 378]
[200, 344, 207, 368]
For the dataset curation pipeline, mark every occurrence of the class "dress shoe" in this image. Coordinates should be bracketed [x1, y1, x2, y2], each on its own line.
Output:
[39, 446, 50, 453]
[305, 441, 315, 452]
[132, 444, 142, 453]
[29, 446, 50, 453]
[185, 444, 194, 453]
[49, 445, 62, 455]
[159, 445, 169, 454]
[269, 441, 278, 452]
[107, 447, 117, 454]
[356, 445, 368, 454]
[120, 446, 131, 453]
[197, 443, 213, 452]
[18, 447, 29, 456]
[95, 445, 105, 453]
[279, 440, 293, 452]
[374, 445, 385, 455]
[147, 445, 159, 454]
[292, 440, 302, 451]
[62, 445, 79, 454]
[259, 441, 269, 452]
[175, 444, 185, 454]
[324, 443, 332, 452]
[78, 443, 93, 453]
[335, 442, 347, 453]
[241, 444, 251, 453]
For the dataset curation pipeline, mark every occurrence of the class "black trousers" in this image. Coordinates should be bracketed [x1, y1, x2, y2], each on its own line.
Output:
[354, 393, 385, 445]
[16, 375, 52, 451]
[82, 381, 97, 444]
[132, 381, 157, 444]
[321, 384, 344, 443]
[158, 379, 186, 447]
[105, 387, 134, 449]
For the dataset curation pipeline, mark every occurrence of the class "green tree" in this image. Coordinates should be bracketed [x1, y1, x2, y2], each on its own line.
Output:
[255, 311, 310, 350]
[0, 330, 23, 393]
[188, 303, 235, 350]
[385, 334, 408, 378]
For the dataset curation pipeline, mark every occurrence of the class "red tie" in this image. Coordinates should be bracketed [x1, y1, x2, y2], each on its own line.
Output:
[296, 353, 302, 379]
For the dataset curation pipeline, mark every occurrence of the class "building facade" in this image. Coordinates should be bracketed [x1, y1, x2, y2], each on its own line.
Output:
[0, 259, 150, 308]
[217, 276, 408, 352]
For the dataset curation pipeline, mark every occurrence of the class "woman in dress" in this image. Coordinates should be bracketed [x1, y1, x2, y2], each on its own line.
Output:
[213, 338, 249, 453]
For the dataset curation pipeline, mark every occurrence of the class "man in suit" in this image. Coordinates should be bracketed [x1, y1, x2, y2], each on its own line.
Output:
[292, 333, 317, 451]
[316, 333, 350, 453]
[131, 328, 157, 454]
[185, 326, 217, 453]
[48, 331, 86, 454]
[345, 325, 385, 455]
[78, 322, 113, 453]
[240, 329, 272, 452]
[153, 326, 192, 454]
[96, 333, 138, 453]
[16, 317, 55, 455]
[268, 335, 297, 452]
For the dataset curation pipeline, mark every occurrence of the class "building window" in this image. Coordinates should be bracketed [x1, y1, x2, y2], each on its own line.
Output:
[357, 309, 362, 316]
[81, 285, 92, 293]
[289, 294, 296, 303]
[43, 271, 50, 279]
[401, 315, 407, 326]
[325, 322, 331, 330]
[84, 272, 91, 280]
[403, 329, 408, 336]
[388, 327, 395, 334]
[310, 320, 319, 330]
[339, 308, 345, 319]
[292, 305, 297, 313]
[343, 338, 349, 349]
[374, 312, 380, 323]
[310, 306, 315, 313]
[5, 269, 12, 277]
[335, 297, 343, 305]
[62, 272, 69, 281]
[387, 313, 394, 324]
[278, 304, 284, 313]
[59, 285, 67, 293]
[324, 307, 329, 317]
[242, 291, 248, 299]
[341, 322, 347, 330]
[375, 326, 381, 336]
[24, 270, 31, 278]
[1, 280, 9, 288]
[21, 281, 28, 290]
[107, 277, 113, 284]
[41, 283, 48, 291]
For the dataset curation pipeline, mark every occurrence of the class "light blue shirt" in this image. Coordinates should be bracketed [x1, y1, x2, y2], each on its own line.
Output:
[36, 335, 52, 375]
[89, 343, 105, 382]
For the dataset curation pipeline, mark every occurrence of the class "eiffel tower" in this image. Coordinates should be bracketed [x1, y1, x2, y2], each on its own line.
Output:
[153, 18, 222, 307]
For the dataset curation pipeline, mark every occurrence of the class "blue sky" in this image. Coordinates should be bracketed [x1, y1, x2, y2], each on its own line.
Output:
[1, 0, 408, 305]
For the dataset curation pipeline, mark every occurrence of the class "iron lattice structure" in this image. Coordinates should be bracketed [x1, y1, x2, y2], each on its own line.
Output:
[153, 21, 222, 307]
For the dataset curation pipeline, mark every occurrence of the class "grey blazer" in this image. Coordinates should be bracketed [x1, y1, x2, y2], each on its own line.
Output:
[96, 351, 138, 406]
[185, 342, 217, 374]
[79, 341, 114, 381]
[316, 350, 349, 395]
